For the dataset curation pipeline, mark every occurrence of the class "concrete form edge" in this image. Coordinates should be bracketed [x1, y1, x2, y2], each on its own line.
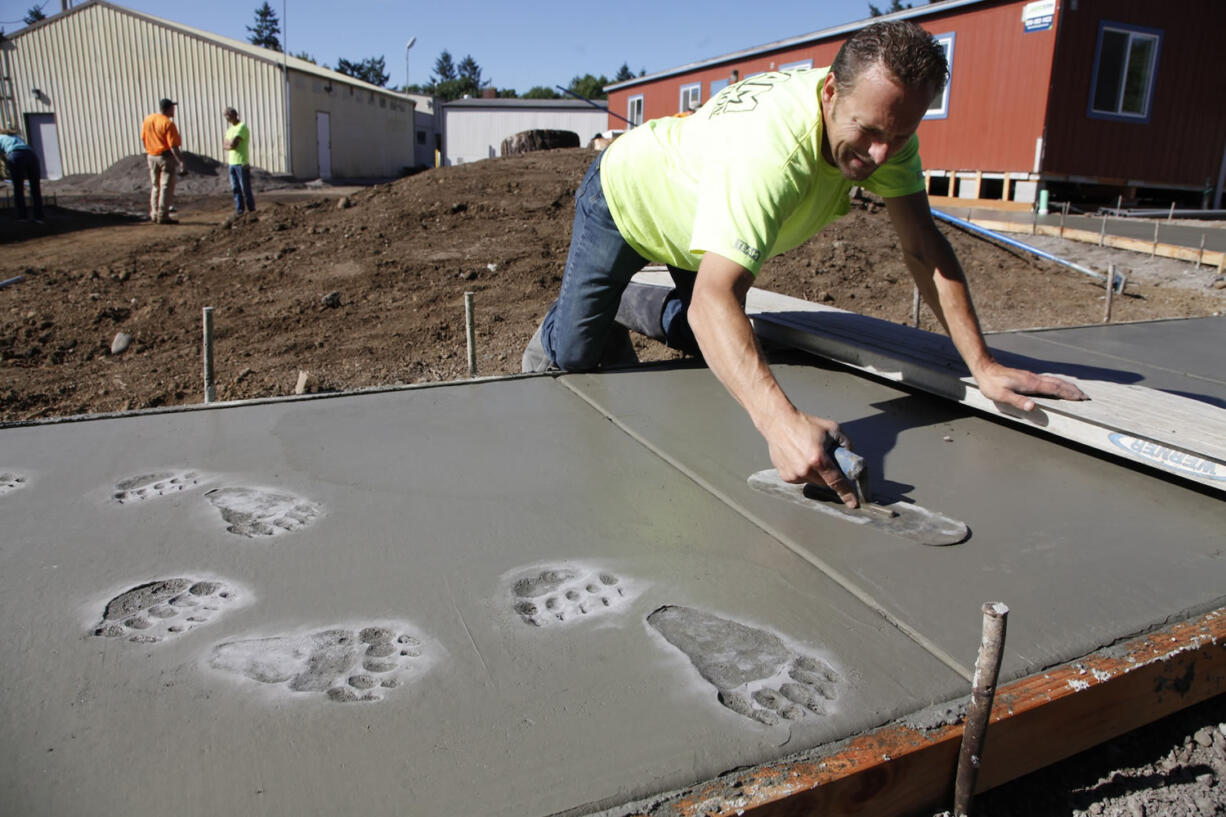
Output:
[602, 605, 1226, 817]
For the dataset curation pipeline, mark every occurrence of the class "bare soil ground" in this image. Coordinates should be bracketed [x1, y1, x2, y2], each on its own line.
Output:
[2, 147, 1224, 814]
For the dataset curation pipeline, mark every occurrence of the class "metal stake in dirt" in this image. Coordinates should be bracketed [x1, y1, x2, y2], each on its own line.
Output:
[464, 291, 476, 377]
[953, 601, 1009, 817]
[1103, 263, 1116, 323]
[202, 306, 216, 403]
[912, 285, 922, 328]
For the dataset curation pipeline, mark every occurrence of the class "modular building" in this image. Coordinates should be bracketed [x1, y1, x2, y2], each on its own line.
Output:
[0, 0, 415, 180]
[604, 0, 1226, 207]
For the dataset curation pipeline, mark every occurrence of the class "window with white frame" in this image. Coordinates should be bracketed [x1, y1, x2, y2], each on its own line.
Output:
[1090, 22, 1161, 120]
[925, 33, 954, 119]
[628, 95, 644, 126]
[679, 83, 701, 112]
[779, 59, 813, 71]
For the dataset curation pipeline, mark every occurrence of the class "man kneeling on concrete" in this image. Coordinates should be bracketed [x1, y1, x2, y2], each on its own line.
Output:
[523, 20, 1086, 505]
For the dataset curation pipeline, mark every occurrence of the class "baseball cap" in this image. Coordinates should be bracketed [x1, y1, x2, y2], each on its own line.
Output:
[160, 98, 177, 109]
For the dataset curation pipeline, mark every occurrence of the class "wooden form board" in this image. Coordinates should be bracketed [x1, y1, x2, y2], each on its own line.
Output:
[965, 217, 1226, 272]
[632, 270, 1226, 494]
[631, 605, 1226, 817]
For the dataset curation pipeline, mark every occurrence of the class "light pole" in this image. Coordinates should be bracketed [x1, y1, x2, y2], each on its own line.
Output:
[405, 37, 417, 90]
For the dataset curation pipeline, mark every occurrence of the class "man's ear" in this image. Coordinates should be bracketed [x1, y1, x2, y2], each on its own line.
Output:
[821, 72, 838, 108]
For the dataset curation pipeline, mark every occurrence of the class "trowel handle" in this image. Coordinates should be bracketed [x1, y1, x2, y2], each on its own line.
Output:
[831, 445, 865, 481]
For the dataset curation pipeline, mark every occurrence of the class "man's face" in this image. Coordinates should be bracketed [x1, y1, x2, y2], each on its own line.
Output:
[224, 111, 238, 125]
[164, 104, 176, 119]
[820, 63, 932, 182]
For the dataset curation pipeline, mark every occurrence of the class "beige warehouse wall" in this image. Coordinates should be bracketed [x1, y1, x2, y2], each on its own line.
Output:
[8, 3, 289, 175]
[288, 72, 414, 180]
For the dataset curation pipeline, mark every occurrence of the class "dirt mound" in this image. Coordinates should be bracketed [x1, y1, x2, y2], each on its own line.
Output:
[51, 151, 297, 197]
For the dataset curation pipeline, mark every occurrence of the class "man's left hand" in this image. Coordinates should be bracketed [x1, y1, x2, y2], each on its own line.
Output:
[974, 360, 1088, 412]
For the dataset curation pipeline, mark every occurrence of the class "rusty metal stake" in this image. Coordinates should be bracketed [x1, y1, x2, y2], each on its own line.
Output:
[464, 291, 476, 377]
[953, 601, 1009, 817]
[1103, 263, 1116, 323]
[202, 306, 216, 403]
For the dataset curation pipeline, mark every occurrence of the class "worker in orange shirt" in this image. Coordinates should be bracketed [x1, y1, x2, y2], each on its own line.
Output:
[141, 98, 185, 224]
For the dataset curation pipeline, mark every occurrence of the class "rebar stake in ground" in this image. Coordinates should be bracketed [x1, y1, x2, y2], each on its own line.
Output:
[954, 601, 1009, 817]
[202, 306, 216, 403]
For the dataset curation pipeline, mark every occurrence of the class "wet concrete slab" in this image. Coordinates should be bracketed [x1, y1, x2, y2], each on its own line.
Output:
[564, 359, 1226, 683]
[987, 316, 1226, 406]
[0, 378, 963, 817]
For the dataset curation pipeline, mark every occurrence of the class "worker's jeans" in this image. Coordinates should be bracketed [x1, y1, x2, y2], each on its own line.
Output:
[228, 164, 255, 213]
[147, 152, 177, 221]
[6, 148, 43, 221]
[523, 153, 696, 372]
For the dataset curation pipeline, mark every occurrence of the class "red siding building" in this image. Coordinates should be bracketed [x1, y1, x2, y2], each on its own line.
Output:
[605, 0, 1226, 208]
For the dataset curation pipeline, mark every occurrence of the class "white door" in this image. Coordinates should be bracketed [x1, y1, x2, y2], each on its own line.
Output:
[315, 111, 332, 180]
[26, 113, 62, 180]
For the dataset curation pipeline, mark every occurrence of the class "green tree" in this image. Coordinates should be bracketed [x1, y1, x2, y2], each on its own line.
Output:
[292, 50, 317, 65]
[868, 0, 935, 14]
[335, 56, 390, 87]
[523, 86, 561, 99]
[457, 55, 485, 90]
[567, 73, 609, 100]
[247, 2, 282, 51]
[23, 6, 46, 25]
[432, 51, 457, 83]
[613, 63, 635, 83]
[424, 52, 486, 100]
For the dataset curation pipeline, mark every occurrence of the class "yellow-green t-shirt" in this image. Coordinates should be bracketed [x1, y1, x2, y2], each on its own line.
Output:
[225, 121, 251, 166]
[600, 67, 925, 275]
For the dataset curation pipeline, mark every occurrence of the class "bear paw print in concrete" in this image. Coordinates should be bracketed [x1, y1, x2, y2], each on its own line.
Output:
[647, 604, 842, 726]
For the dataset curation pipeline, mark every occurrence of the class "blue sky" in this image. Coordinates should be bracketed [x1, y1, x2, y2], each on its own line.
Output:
[3, 0, 880, 93]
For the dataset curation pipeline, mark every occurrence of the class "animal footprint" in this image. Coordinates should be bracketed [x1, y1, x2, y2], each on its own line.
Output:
[647, 605, 842, 726]
[510, 565, 628, 626]
[0, 472, 28, 497]
[205, 486, 320, 537]
[92, 577, 240, 644]
[209, 625, 427, 703]
[113, 470, 204, 503]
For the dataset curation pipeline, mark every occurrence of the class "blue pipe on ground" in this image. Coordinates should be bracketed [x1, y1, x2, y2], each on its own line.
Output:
[931, 208, 1123, 290]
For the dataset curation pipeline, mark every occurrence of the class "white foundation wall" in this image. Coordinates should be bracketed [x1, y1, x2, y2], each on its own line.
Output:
[441, 101, 608, 166]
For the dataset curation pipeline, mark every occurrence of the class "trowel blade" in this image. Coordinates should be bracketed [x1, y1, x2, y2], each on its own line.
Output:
[747, 469, 969, 546]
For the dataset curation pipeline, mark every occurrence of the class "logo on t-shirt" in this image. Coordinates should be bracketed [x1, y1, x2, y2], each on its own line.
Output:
[734, 238, 762, 261]
[709, 72, 790, 117]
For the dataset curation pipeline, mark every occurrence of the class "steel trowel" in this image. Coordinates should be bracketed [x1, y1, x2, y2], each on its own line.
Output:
[748, 445, 969, 546]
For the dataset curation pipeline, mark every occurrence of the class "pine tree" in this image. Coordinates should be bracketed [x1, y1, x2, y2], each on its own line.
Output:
[432, 51, 457, 83]
[336, 56, 390, 87]
[23, 6, 46, 25]
[247, 2, 282, 51]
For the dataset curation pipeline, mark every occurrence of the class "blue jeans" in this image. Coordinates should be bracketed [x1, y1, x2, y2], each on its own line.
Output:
[228, 164, 255, 212]
[537, 154, 696, 371]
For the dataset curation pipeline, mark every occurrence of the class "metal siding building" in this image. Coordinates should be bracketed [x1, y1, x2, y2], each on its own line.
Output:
[440, 99, 609, 166]
[1, 0, 414, 180]
[605, 0, 1226, 203]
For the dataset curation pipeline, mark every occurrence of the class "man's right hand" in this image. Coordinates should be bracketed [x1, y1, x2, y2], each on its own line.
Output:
[762, 409, 859, 507]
